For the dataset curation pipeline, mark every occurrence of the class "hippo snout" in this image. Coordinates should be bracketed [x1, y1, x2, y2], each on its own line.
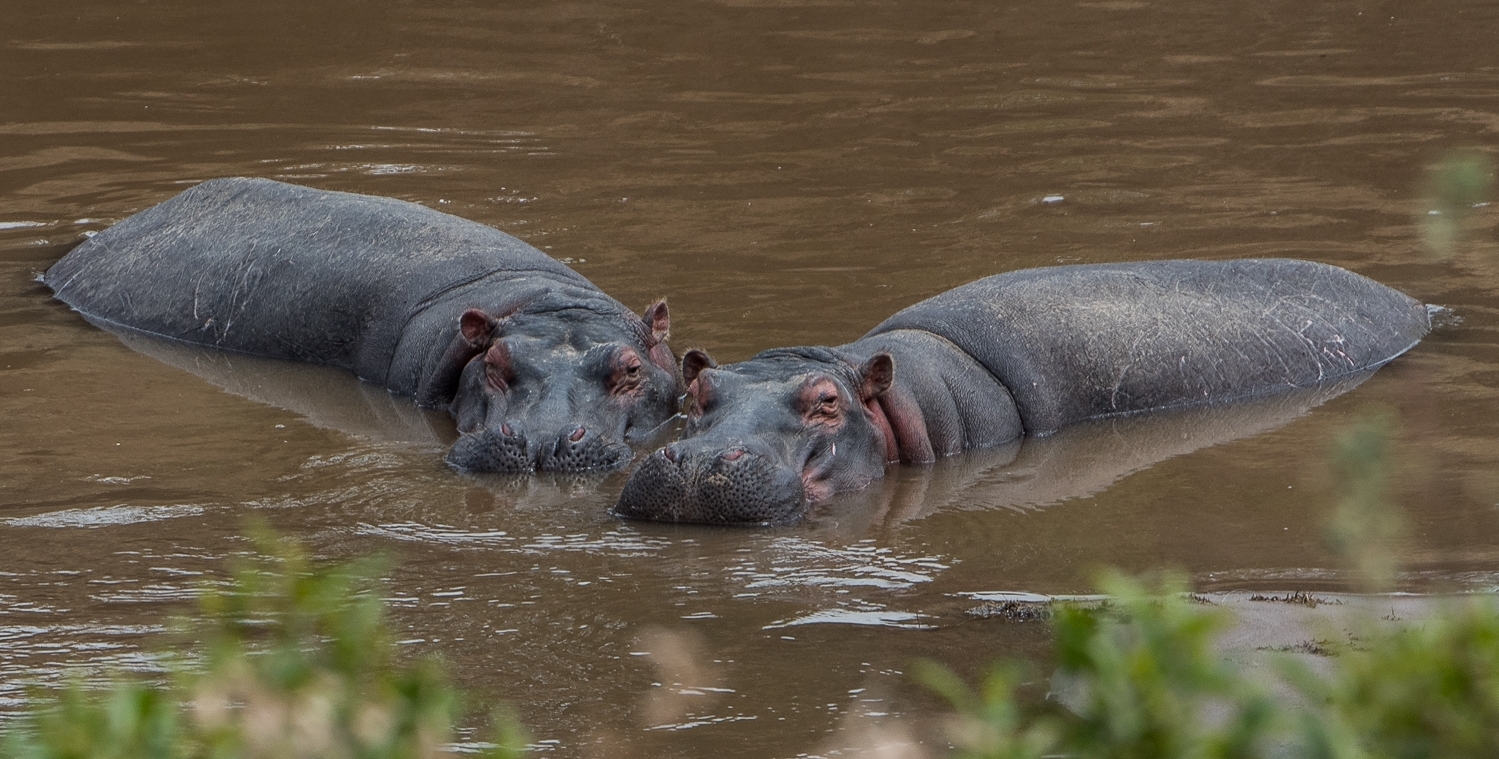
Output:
[537, 426, 631, 471]
[446, 424, 631, 473]
[613, 445, 806, 525]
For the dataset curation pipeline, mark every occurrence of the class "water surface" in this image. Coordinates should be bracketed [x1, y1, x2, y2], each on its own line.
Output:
[3, 1, 1498, 755]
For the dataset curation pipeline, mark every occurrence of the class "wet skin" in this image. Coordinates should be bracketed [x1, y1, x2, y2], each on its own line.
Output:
[615, 259, 1433, 524]
[613, 336, 1017, 524]
[442, 304, 681, 472]
[45, 177, 683, 473]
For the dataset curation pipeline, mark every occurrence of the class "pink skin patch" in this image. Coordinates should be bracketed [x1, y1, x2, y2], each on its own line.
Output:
[800, 442, 839, 502]
[484, 342, 513, 391]
[685, 374, 712, 417]
[874, 385, 935, 463]
[803, 481, 833, 502]
[863, 398, 899, 464]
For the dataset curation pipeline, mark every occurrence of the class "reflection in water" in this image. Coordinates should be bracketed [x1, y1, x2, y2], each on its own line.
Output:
[819, 373, 1374, 533]
[103, 324, 458, 449]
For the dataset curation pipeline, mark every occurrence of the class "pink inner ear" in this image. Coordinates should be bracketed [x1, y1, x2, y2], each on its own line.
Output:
[460, 309, 495, 346]
[644, 300, 670, 345]
[859, 353, 895, 401]
[681, 350, 716, 385]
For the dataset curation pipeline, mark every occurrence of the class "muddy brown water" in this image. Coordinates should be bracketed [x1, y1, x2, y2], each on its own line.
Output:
[3, 0, 1499, 755]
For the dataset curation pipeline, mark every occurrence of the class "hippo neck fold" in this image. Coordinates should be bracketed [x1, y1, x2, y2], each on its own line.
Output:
[840, 329, 1025, 463]
[754, 332, 1027, 466]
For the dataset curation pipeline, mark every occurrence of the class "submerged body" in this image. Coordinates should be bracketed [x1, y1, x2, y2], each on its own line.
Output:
[615, 258, 1431, 524]
[47, 177, 681, 472]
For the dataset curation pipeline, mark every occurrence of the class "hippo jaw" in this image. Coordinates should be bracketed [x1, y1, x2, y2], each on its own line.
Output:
[612, 348, 893, 524]
[444, 304, 679, 473]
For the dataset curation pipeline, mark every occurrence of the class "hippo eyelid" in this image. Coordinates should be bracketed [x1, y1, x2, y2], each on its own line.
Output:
[609, 351, 649, 397]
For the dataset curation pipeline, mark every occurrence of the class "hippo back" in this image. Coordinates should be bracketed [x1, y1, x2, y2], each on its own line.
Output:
[46, 177, 613, 392]
[866, 259, 1430, 435]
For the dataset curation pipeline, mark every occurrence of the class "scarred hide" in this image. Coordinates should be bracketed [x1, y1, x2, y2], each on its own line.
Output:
[45, 177, 682, 473]
[615, 258, 1432, 524]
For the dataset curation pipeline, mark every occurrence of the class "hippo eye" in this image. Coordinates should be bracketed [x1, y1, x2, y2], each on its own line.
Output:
[810, 391, 839, 419]
[798, 378, 844, 424]
[611, 354, 646, 395]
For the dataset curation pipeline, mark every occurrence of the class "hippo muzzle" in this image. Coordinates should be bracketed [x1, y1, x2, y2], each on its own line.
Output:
[613, 444, 807, 525]
[446, 424, 633, 473]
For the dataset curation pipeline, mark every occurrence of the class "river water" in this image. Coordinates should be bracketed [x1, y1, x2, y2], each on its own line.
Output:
[3, 1, 1498, 756]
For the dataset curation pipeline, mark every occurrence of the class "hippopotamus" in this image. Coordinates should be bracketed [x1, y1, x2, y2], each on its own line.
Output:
[614, 258, 1432, 524]
[45, 177, 681, 473]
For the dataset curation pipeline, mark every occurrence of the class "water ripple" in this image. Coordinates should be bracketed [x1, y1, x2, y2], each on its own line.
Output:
[4, 504, 204, 528]
[354, 521, 515, 546]
[730, 538, 950, 592]
[763, 609, 933, 630]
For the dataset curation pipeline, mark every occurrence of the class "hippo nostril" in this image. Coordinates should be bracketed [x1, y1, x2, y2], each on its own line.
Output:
[662, 445, 678, 463]
[722, 449, 745, 462]
[570, 426, 586, 443]
[500, 422, 514, 437]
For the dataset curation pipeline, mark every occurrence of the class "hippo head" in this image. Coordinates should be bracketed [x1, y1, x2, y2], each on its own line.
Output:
[613, 346, 896, 524]
[442, 300, 681, 473]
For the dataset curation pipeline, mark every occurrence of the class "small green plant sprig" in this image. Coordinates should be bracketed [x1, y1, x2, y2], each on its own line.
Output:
[921, 408, 1499, 759]
[921, 573, 1282, 759]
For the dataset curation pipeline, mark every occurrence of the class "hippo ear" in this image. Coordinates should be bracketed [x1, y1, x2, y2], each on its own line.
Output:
[857, 352, 894, 401]
[641, 300, 670, 346]
[681, 349, 717, 385]
[459, 308, 497, 348]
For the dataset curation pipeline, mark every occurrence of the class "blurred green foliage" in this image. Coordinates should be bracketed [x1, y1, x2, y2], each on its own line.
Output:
[1421, 149, 1495, 258]
[1050, 573, 1280, 759]
[0, 529, 525, 759]
[1289, 596, 1499, 759]
[1323, 409, 1406, 592]
[926, 578, 1499, 759]
[913, 661, 1058, 759]
[922, 409, 1499, 758]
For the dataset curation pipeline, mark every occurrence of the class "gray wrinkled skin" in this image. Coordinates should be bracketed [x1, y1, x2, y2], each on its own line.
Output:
[46, 177, 681, 473]
[616, 259, 1432, 524]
